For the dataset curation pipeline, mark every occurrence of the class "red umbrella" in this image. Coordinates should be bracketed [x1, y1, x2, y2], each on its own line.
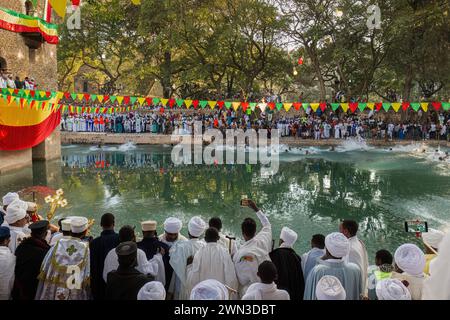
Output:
[18, 186, 56, 202]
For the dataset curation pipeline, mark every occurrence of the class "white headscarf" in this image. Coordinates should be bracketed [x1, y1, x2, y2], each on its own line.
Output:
[280, 227, 297, 248]
[325, 232, 350, 258]
[2, 192, 19, 206]
[188, 216, 206, 238]
[422, 231, 450, 300]
[5, 200, 27, 224]
[164, 217, 182, 234]
[316, 275, 346, 300]
[422, 228, 445, 250]
[376, 279, 411, 300]
[137, 281, 166, 300]
[190, 279, 229, 300]
[394, 244, 425, 276]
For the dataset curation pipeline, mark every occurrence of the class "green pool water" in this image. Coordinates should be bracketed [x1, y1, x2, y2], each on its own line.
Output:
[1, 143, 449, 263]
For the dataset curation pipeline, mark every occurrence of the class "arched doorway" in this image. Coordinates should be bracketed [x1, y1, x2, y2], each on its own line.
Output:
[0, 57, 7, 72]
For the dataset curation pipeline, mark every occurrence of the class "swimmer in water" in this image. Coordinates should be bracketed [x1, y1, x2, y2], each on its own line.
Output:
[305, 150, 310, 155]
[330, 146, 335, 152]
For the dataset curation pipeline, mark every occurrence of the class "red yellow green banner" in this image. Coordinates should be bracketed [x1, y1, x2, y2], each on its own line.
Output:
[0, 7, 59, 44]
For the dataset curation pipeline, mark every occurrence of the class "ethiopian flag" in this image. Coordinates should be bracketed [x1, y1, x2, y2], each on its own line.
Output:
[0, 96, 61, 151]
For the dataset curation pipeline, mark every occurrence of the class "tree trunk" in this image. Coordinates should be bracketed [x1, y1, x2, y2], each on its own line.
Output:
[307, 46, 326, 101]
[161, 51, 172, 98]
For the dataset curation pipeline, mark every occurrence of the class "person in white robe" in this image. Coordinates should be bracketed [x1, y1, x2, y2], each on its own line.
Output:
[50, 218, 73, 246]
[301, 234, 326, 281]
[137, 281, 166, 300]
[304, 232, 362, 300]
[169, 216, 206, 300]
[190, 279, 229, 300]
[422, 230, 450, 299]
[35, 217, 91, 300]
[422, 228, 444, 275]
[316, 275, 346, 300]
[233, 200, 272, 297]
[0, 227, 16, 300]
[340, 220, 369, 294]
[242, 261, 290, 300]
[391, 243, 426, 300]
[186, 227, 238, 299]
[4, 200, 29, 253]
[103, 225, 161, 283]
[1, 192, 19, 225]
[376, 278, 411, 300]
[209, 217, 237, 257]
[158, 217, 187, 248]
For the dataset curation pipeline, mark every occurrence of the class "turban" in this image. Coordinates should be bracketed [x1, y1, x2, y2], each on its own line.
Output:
[325, 232, 350, 258]
[5, 200, 27, 224]
[164, 217, 182, 234]
[422, 229, 445, 250]
[188, 216, 206, 238]
[376, 279, 411, 300]
[2, 192, 19, 206]
[316, 275, 346, 300]
[280, 227, 298, 247]
[190, 279, 229, 300]
[70, 216, 89, 233]
[137, 281, 166, 300]
[394, 244, 425, 276]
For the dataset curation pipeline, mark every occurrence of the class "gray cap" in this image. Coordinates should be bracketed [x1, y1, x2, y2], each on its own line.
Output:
[115, 241, 137, 256]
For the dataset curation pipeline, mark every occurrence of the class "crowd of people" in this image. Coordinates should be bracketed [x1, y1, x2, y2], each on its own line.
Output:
[0, 71, 38, 90]
[1, 191, 448, 301]
[61, 109, 450, 142]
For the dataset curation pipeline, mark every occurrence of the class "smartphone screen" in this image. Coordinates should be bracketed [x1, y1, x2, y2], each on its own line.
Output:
[405, 221, 428, 233]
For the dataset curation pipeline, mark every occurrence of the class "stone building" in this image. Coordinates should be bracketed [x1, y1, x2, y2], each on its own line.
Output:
[0, 0, 60, 174]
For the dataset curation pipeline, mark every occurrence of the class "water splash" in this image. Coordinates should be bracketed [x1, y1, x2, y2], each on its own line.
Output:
[335, 138, 374, 152]
[118, 142, 137, 152]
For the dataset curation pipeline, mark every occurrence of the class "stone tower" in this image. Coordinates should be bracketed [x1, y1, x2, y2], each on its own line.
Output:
[0, 0, 60, 173]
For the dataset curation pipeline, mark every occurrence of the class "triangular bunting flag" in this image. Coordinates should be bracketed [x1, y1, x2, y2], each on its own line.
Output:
[349, 102, 358, 113]
[241, 102, 249, 112]
[70, 93, 77, 100]
[420, 102, 428, 112]
[90, 94, 98, 102]
[168, 99, 176, 108]
[249, 103, 257, 111]
[268, 102, 275, 110]
[442, 102, 450, 111]
[283, 103, 292, 112]
[275, 103, 283, 111]
[232, 102, 240, 111]
[116, 96, 124, 104]
[97, 95, 104, 103]
[199, 100, 208, 109]
[224, 101, 232, 109]
[176, 99, 184, 108]
[331, 103, 340, 111]
[185, 100, 193, 108]
[83, 93, 90, 101]
[431, 102, 441, 111]
[192, 100, 199, 109]
[358, 103, 367, 112]
[138, 97, 145, 106]
[77, 93, 84, 101]
[367, 103, 375, 110]
[411, 103, 420, 111]
[392, 103, 401, 112]
[208, 101, 217, 109]
[382, 103, 391, 112]
[123, 96, 131, 105]
[293, 102, 301, 111]
[375, 103, 383, 111]
[319, 102, 327, 112]
[402, 102, 410, 111]
[109, 96, 117, 103]
[258, 103, 267, 112]
[340, 103, 349, 112]
[217, 101, 225, 109]
[40, 91, 46, 98]
[130, 97, 137, 105]
[152, 97, 160, 105]
[160, 98, 168, 106]
[311, 103, 320, 112]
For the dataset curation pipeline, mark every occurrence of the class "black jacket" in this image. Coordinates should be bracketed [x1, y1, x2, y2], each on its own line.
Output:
[89, 230, 120, 300]
[12, 237, 50, 300]
[105, 266, 154, 300]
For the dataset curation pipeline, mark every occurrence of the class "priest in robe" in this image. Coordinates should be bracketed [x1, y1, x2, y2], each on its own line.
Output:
[35, 217, 91, 300]
[304, 232, 362, 300]
[137, 220, 170, 289]
[169, 216, 206, 300]
[233, 200, 272, 297]
[158, 217, 187, 247]
[0, 227, 15, 300]
[12, 221, 50, 300]
[242, 261, 290, 300]
[1, 192, 20, 226]
[4, 200, 29, 253]
[340, 220, 369, 295]
[391, 243, 426, 300]
[301, 234, 325, 280]
[269, 227, 305, 300]
[186, 227, 238, 298]
[89, 213, 119, 300]
[209, 217, 237, 256]
[103, 225, 161, 283]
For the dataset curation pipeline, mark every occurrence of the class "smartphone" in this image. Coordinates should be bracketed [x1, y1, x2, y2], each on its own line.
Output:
[240, 195, 249, 207]
[405, 221, 428, 233]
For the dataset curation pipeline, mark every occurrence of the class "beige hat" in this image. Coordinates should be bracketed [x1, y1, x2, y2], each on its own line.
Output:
[141, 220, 157, 232]
[61, 218, 72, 232]
[70, 216, 89, 233]
[27, 202, 37, 212]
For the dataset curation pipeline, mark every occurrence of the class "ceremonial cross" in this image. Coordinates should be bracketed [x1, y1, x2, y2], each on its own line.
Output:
[66, 245, 78, 256]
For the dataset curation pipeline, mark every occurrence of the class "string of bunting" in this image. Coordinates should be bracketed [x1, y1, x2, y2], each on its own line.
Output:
[1, 88, 449, 115]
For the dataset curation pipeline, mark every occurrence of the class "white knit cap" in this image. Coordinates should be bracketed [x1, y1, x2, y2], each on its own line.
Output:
[394, 243, 426, 276]
[61, 218, 73, 232]
[164, 217, 182, 234]
[188, 216, 206, 238]
[280, 227, 298, 247]
[376, 279, 411, 300]
[2, 192, 19, 206]
[137, 281, 166, 300]
[316, 275, 346, 300]
[5, 200, 28, 224]
[70, 216, 89, 233]
[325, 232, 350, 258]
[190, 279, 229, 300]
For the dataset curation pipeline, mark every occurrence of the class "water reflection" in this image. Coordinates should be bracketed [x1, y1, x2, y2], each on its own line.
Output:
[55, 146, 450, 261]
